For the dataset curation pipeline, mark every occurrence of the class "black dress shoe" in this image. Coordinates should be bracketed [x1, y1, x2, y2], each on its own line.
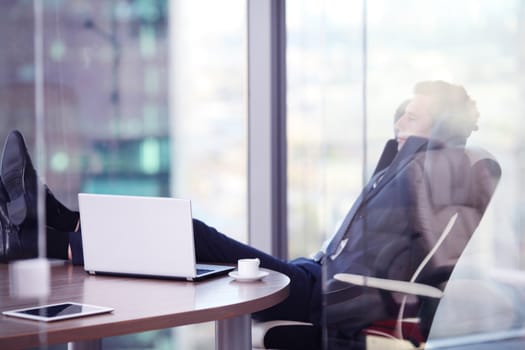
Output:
[0, 130, 79, 232]
[1, 130, 38, 226]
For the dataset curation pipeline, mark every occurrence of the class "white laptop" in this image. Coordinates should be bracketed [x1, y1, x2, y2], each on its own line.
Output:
[78, 193, 234, 281]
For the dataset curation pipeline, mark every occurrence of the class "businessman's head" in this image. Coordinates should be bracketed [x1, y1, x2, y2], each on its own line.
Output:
[395, 81, 479, 149]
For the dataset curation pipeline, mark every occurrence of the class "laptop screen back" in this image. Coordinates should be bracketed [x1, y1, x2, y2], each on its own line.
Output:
[78, 193, 197, 278]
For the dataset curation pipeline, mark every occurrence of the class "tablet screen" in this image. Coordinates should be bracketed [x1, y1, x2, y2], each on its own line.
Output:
[2, 302, 114, 322]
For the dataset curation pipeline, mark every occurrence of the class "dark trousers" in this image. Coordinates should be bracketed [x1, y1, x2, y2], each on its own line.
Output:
[62, 217, 323, 324]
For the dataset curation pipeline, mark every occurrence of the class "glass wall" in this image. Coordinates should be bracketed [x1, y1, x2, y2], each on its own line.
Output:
[287, 0, 525, 348]
[4, 0, 525, 348]
[1, 0, 246, 348]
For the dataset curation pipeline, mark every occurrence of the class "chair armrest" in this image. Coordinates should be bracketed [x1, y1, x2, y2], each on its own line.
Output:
[334, 273, 444, 298]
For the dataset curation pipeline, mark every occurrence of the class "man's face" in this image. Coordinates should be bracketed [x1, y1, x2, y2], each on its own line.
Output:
[394, 94, 434, 150]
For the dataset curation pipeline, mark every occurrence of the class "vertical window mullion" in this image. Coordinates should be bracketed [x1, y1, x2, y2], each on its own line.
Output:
[247, 0, 287, 258]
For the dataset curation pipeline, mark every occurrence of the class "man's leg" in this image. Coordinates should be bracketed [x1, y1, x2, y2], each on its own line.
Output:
[193, 219, 321, 323]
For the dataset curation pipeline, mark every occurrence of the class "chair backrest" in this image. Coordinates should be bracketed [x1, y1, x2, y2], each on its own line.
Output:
[412, 146, 500, 271]
[376, 146, 501, 341]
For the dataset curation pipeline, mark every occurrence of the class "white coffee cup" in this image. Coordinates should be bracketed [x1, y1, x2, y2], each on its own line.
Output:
[237, 258, 260, 278]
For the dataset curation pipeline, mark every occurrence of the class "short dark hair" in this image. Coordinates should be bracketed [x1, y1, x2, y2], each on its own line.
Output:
[413, 80, 479, 143]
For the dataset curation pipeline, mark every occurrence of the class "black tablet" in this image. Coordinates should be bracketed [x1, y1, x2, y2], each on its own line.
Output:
[2, 302, 114, 322]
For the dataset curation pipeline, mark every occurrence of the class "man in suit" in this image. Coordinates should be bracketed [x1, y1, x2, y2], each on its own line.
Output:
[0, 80, 498, 345]
[321, 82, 499, 346]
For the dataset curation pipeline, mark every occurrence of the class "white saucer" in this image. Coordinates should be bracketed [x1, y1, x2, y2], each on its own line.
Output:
[229, 270, 269, 282]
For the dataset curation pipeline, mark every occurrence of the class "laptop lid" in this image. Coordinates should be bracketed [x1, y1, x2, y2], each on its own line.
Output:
[78, 193, 233, 281]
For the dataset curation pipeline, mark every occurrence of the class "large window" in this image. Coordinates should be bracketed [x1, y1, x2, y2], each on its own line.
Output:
[287, 0, 525, 347]
[0, 0, 246, 348]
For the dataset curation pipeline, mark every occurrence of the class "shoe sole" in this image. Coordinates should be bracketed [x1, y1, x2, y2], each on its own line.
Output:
[0, 131, 30, 225]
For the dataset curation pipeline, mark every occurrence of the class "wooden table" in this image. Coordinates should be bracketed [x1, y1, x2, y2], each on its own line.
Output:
[0, 262, 290, 350]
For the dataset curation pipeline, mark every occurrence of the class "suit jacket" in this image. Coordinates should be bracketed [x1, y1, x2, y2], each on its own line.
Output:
[323, 136, 501, 341]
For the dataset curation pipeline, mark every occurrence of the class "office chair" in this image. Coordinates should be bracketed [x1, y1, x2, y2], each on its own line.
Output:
[252, 147, 501, 350]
